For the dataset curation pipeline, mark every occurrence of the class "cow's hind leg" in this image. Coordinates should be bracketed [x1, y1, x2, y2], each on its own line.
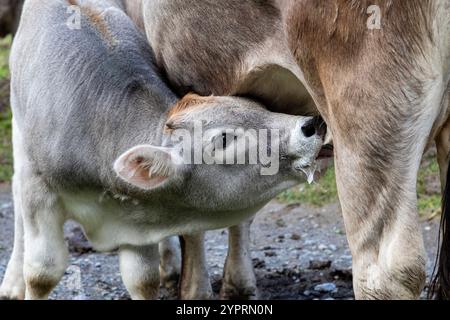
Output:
[432, 116, 450, 299]
[159, 236, 181, 292]
[220, 219, 258, 300]
[0, 176, 26, 300]
[119, 244, 160, 300]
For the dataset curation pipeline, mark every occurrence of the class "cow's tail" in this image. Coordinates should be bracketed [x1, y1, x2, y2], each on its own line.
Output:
[429, 161, 450, 299]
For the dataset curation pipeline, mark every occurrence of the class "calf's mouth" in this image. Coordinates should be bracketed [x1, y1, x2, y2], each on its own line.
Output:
[317, 144, 334, 159]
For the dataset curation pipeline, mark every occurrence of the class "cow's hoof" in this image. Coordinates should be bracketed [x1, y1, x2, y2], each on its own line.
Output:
[220, 283, 259, 300]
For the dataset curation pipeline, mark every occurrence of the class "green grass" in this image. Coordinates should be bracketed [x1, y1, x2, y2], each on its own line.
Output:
[417, 157, 441, 218]
[278, 155, 442, 218]
[0, 108, 12, 182]
[0, 35, 10, 79]
[278, 165, 338, 207]
[0, 35, 13, 183]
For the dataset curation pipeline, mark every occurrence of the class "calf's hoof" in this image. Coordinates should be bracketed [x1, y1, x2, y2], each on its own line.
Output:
[0, 285, 25, 300]
[181, 290, 214, 300]
[160, 270, 180, 292]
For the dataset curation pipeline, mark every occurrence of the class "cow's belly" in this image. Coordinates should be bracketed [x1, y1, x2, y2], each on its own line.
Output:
[60, 190, 257, 251]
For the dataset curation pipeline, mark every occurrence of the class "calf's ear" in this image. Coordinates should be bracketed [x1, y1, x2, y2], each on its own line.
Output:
[114, 145, 181, 190]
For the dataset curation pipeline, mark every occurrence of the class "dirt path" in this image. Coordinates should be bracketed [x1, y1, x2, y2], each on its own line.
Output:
[0, 185, 441, 300]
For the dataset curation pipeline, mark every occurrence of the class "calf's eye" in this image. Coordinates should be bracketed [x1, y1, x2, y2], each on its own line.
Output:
[215, 133, 236, 150]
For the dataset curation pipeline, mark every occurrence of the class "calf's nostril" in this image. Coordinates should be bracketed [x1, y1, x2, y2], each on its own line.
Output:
[301, 120, 316, 138]
[301, 116, 326, 139]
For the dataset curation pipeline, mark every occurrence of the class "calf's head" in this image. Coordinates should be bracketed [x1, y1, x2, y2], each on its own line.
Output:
[114, 94, 326, 211]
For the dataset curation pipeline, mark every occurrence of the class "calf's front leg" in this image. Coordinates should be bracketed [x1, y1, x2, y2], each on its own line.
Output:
[119, 244, 160, 300]
[221, 219, 258, 300]
[179, 233, 213, 300]
[159, 236, 181, 291]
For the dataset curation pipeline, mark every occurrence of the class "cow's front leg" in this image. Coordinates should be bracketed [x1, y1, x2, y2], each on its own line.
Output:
[179, 233, 213, 300]
[220, 220, 258, 300]
[21, 175, 68, 300]
[334, 141, 426, 299]
[159, 236, 181, 291]
[119, 244, 160, 300]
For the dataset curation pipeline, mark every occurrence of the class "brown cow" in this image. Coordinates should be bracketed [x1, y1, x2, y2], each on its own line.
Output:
[282, 0, 449, 299]
[139, 0, 330, 300]
[138, 0, 450, 299]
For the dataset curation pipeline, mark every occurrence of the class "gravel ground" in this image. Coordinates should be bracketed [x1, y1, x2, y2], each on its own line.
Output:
[0, 184, 441, 300]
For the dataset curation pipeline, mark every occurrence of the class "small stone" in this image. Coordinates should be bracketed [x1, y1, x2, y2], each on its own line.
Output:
[341, 255, 352, 261]
[314, 283, 337, 293]
[276, 219, 286, 227]
[303, 290, 311, 296]
[0, 202, 12, 211]
[329, 244, 337, 251]
[265, 251, 277, 257]
[252, 258, 266, 269]
[318, 244, 328, 250]
[290, 233, 301, 241]
[331, 269, 353, 281]
[424, 226, 431, 231]
[309, 260, 332, 270]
